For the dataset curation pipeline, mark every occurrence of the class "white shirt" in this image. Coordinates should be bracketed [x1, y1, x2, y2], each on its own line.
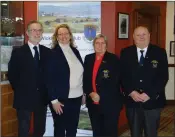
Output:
[28, 41, 40, 59]
[137, 46, 148, 62]
[51, 43, 84, 104]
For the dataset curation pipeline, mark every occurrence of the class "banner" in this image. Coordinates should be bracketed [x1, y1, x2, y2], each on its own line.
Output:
[38, 2, 101, 136]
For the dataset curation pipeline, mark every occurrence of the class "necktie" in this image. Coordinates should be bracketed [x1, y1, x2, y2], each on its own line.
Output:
[139, 50, 144, 66]
[33, 46, 39, 67]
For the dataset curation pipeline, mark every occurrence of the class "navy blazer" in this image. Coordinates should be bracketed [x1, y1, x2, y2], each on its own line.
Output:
[120, 44, 169, 109]
[8, 44, 51, 110]
[46, 44, 84, 103]
[83, 52, 123, 113]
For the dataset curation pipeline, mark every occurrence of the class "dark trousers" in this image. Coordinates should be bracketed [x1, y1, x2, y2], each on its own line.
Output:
[50, 96, 82, 137]
[16, 107, 47, 137]
[88, 104, 120, 137]
[126, 107, 162, 137]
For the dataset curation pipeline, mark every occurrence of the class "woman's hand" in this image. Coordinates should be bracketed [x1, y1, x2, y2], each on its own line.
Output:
[89, 92, 100, 103]
[82, 94, 86, 105]
[52, 101, 64, 115]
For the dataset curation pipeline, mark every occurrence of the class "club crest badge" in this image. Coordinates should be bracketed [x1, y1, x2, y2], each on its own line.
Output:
[103, 70, 109, 78]
[83, 24, 96, 42]
[151, 60, 158, 68]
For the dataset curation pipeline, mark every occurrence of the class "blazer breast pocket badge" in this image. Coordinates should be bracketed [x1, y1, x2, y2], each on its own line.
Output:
[151, 60, 158, 68]
[103, 69, 110, 78]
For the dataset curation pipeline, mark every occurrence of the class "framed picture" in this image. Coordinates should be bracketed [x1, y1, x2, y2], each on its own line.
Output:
[118, 12, 129, 39]
[170, 41, 175, 57]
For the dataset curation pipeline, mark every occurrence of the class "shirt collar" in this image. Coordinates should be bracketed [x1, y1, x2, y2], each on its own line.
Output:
[95, 53, 104, 60]
[59, 42, 70, 51]
[28, 41, 39, 49]
[137, 46, 148, 53]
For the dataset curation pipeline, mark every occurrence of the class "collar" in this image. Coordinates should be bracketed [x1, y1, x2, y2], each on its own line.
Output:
[59, 42, 70, 50]
[137, 46, 148, 53]
[95, 53, 104, 60]
[28, 41, 39, 49]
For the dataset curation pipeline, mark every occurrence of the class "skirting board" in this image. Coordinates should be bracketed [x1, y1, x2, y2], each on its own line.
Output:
[166, 100, 175, 105]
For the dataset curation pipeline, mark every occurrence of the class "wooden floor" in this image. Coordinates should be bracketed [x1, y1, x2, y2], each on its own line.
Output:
[120, 105, 175, 137]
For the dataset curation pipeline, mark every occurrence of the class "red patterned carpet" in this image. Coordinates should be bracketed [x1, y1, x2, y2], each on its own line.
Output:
[120, 106, 175, 137]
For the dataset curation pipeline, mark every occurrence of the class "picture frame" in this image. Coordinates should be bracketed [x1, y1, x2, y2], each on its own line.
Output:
[118, 12, 129, 39]
[170, 41, 175, 57]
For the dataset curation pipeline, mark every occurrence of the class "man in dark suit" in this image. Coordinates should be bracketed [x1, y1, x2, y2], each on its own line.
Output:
[8, 20, 50, 137]
[120, 26, 169, 137]
[83, 34, 123, 137]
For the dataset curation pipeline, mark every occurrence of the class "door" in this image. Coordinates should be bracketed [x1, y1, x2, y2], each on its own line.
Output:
[135, 11, 160, 46]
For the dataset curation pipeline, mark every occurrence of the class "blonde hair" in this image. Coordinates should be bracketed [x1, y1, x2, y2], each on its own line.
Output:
[52, 24, 75, 49]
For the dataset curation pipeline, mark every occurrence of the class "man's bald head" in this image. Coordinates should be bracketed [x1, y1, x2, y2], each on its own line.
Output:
[133, 26, 150, 49]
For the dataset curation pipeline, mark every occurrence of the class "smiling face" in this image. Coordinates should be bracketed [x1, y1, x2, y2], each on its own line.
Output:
[94, 37, 107, 55]
[57, 27, 71, 45]
[133, 26, 150, 49]
[26, 23, 43, 45]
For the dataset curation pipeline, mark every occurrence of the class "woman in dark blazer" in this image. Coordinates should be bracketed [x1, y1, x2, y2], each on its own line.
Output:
[46, 24, 84, 137]
[83, 34, 123, 137]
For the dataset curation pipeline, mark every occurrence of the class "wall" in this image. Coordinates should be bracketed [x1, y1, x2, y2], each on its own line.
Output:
[101, 2, 133, 56]
[101, 1, 168, 132]
[23, 2, 37, 133]
[165, 2, 175, 100]
[101, 2, 133, 132]
[24, 1, 37, 42]
[23, 1, 170, 135]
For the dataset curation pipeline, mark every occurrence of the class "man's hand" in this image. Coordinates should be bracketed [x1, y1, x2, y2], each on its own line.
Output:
[89, 92, 100, 103]
[140, 93, 150, 102]
[52, 102, 64, 115]
[129, 91, 144, 102]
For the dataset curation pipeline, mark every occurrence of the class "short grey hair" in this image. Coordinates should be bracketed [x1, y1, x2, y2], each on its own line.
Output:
[93, 34, 108, 47]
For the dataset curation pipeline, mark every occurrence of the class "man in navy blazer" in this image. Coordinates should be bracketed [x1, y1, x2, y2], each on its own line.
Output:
[120, 26, 169, 137]
[8, 20, 51, 137]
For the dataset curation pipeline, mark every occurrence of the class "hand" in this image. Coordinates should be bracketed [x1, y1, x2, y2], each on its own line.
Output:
[140, 93, 150, 102]
[89, 92, 100, 103]
[82, 94, 86, 105]
[52, 102, 64, 115]
[130, 91, 144, 102]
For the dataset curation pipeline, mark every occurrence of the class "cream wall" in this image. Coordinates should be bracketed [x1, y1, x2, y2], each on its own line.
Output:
[165, 2, 175, 100]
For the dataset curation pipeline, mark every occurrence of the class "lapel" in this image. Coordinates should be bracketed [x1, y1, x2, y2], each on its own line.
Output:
[132, 45, 140, 67]
[96, 51, 108, 83]
[89, 53, 96, 79]
[70, 46, 84, 67]
[131, 44, 152, 69]
[39, 45, 45, 66]
[54, 44, 69, 67]
[143, 44, 152, 66]
[23, 44, 36, 68]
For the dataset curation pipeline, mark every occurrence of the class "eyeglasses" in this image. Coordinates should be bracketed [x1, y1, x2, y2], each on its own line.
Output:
[28, 29, 43, 33]
[95, 42, 106, 45]
[57, 33, 70, 36]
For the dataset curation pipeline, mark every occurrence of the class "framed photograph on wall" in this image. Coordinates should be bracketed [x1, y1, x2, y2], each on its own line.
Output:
[118, 12, 129, 39]
[170, 41, 175, 57]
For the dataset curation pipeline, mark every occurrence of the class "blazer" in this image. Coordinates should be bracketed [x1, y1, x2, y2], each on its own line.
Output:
[46, 44, 84, 103]
[83, 52, 123, 113]
[8, 44, 51, 110]
[120, 44, 169, 109]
